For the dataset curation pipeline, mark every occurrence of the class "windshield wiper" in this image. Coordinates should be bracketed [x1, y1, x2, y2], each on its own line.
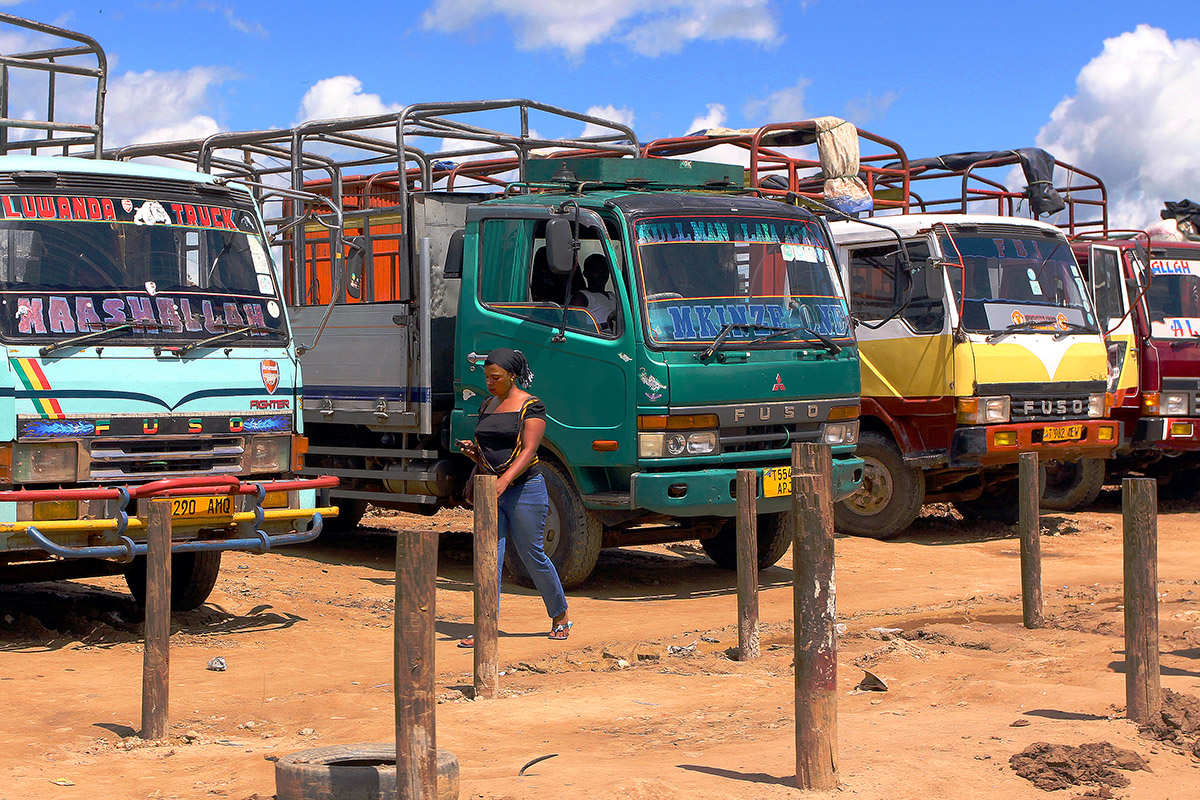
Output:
[39, 322, 137, 356]
[751, 325, 843, 354]
[1052, 322, 1099, 341]
[985, 319, 1056, 343]
[175, 324, 275, 356]
[698, 323, 787, 361]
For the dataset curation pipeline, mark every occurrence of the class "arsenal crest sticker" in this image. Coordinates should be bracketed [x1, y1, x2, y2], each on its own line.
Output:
[260, 359, 280, 395]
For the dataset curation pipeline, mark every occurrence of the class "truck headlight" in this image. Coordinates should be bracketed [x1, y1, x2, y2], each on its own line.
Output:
[956, 396, 1010, 424]
[638, 430, 719, 458]
[1088, 392, 1106, 418]
[248, 435, 291, 472]
[1165, 392, 1189, 415]
[14, 442, 77, 483]
[823, 420, 860, 445]
[686, 432, 717, 454]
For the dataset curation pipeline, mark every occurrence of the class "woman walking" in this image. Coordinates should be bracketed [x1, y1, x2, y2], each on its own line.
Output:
[457, 347, 573, 646]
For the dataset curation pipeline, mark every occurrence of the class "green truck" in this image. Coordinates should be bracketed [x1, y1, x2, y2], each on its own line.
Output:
[120, 104, 865, 586]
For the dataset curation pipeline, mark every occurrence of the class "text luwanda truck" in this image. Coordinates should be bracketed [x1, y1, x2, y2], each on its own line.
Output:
[638, 126, 1118, 536]
[0, 14, 336, 609]
[118, 103, 866, 586]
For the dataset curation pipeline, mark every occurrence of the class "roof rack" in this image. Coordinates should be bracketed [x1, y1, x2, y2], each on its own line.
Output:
[0, 12, 106, 157]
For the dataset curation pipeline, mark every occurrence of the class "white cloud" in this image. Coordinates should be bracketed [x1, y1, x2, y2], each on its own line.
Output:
[1037, 25, 1200, 228]
[745, 77, 810, 123]
[296, 76, 402, 123]
[582, 104, 635, 138]
[686, 102, 727, 133]
[843, 90, 897, 126]
[103, 67, 231, 146]
[421, 0, 781, 59]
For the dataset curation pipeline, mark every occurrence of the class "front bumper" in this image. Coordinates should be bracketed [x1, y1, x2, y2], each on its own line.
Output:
[950, 420, 1118, 468]
[630, 456, 865, 517]
[1132, 417, 1200, 452]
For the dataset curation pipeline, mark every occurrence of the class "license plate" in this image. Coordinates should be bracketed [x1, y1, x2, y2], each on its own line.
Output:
[170, 495, 234, 519]
[763, 466, 792, 498]
[1043, 424, 1083, 443]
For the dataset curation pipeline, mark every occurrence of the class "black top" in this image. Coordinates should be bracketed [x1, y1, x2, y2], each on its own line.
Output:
[474, 396, 546, 482]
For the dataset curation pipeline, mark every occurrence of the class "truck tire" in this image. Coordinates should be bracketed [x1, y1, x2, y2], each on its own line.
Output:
[506, 461, 602, 590]
[275, 743, 459, 800]
[834, 432, 925, 539]
[1041, 458, 1106, 511]
[321, 498, 368, 537]
[124, 550, 222, 612]
[700, 511, 792, 570]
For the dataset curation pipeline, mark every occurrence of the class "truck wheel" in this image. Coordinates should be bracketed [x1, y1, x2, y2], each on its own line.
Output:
[275, 743, 459, 800]
[701, 511, 792, 570]
[1041, 458, 1106, 511]
[834, 432, 924, 539]
[506, 461, 602, 590]
[125, 551, 222, 612]
[321, 498, 368, 537]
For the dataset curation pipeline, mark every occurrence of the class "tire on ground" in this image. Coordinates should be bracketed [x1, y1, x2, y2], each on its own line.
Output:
[124, 550, 222, 612]
[274, 743, 459, 800]
[834, 432, 925, 539]
[1041, 458, 1106, 511]
[506, 460, 602, 590]
[701, 511, 792, 570]
[320, 497, 368, 537]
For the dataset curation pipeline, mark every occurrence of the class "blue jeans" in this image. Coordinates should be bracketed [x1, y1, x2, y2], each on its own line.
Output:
[498, 473, 568, 620]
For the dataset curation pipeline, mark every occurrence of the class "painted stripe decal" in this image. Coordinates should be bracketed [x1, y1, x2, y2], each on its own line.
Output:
[11, 358, 64, 419]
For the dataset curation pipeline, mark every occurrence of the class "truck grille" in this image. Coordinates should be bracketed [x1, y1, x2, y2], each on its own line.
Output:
[87, 436, 245, 480]
[719, 422, 822, 453]
[1008, 394, 1091, 423]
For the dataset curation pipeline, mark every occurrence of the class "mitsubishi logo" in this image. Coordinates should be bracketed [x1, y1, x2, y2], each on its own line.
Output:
[772, 374, 786, 392]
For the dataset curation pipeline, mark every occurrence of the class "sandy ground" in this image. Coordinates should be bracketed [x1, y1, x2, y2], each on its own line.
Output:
[2, 490, 1200, 800]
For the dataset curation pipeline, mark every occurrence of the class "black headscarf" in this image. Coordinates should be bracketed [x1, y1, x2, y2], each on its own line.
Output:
[484, 347, 534, 388]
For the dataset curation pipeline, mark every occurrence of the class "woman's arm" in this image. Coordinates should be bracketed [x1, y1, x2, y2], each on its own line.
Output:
[497, 416, 546, 496]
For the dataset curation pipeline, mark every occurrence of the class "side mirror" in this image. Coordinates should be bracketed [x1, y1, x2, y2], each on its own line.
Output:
[344, 236, 366, 300]
[924, 261, 945, 299]
[545, 217, 576, 276]
[443, 228, 465, 279]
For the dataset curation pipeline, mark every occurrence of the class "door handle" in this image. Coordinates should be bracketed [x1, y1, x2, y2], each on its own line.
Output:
[467, 351, 484, 370]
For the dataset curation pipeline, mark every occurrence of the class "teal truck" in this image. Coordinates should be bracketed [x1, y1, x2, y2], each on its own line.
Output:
[0, 13, 335, 609]
[118, 103, 865, 586]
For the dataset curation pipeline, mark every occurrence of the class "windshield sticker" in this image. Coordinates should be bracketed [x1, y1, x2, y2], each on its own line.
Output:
[636, 218, 827, 249]
[266, 300, 281, 319]
[1150, 259, 1200, 276]
[249, 238, 273, 274]
[983, 304, 1086, 331]
[2, 292, 279, 337]
[0, 194, 253, 231]
[647, 297, 850, 342]
[256, 274, 274, 295]
[1152, 317, 1200, 338]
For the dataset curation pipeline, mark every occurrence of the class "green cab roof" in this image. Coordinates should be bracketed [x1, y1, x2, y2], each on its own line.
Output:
[0, 154, 223, 186]
[525, 157, 744, 189]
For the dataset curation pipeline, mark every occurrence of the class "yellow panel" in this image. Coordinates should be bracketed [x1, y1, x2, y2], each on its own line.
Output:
[858, 334, 955, 399]
[969, 340, 1108, 385]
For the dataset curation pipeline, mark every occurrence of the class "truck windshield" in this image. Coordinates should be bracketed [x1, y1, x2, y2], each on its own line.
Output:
[633, 214, 851, 348]
[1144, 253, 1200, 338]
[939, 231, 1097, 334]
[0, 195, 286, 345]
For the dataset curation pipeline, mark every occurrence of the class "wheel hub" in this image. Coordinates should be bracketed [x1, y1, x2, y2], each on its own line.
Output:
[542, 499, 562, 558]
[845, 456, 894, 516]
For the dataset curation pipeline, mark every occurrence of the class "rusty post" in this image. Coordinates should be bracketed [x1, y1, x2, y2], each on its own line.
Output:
[1019, 452, 1043, 628]
[473, 473, 499, 700]
[395, 528, 439, 799]
[140, 499, 171, 740]
[736, 468, 760, 661]
[1123, 477, 1161, 725]
[792, 443, 837, 790]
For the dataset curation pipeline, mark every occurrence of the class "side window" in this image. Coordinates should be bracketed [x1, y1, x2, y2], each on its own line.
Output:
[847, 240, 942, 333]
[477, 216, 619, 337]
[1091, 248, 1126, 331]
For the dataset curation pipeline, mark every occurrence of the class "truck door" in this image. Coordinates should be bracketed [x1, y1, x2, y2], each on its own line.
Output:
[1090, 244, 1138, 400]
[455, 207, 633, 480]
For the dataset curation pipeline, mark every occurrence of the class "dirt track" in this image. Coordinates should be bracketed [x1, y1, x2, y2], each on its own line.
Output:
[3, 491, 1200, 799]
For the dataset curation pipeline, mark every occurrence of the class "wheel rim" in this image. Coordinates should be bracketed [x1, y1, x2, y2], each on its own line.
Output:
[542, 495, 563, 560]
[1042, 459, 1076, 493]
[845, 455, 894, 516]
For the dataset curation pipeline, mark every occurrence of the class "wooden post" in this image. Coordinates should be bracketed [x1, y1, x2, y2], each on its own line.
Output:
[736, 468, 760, 661]
[1123, 477, 1161, 725]
[140, 499, 171, 740]
[1018, 452, 1043, 629]
[791, 443, 837, 790]
[395, 529, 439, 800]
[473, 473, 499, 700]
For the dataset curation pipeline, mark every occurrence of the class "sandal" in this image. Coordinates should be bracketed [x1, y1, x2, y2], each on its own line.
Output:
[457, 636, 474, 648]
[548, 621, 573, 641]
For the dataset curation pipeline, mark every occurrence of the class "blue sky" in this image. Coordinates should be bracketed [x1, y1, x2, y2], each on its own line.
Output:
[5, 0, 1200, 226]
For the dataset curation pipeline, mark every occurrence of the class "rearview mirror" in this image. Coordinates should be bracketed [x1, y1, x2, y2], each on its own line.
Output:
[545, 217, 576, 276]
[344, 236, 366, 299]
[443, 228, 465, 279]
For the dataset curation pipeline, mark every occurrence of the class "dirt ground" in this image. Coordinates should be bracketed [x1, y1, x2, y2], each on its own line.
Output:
[3, 490, 1200, 800]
